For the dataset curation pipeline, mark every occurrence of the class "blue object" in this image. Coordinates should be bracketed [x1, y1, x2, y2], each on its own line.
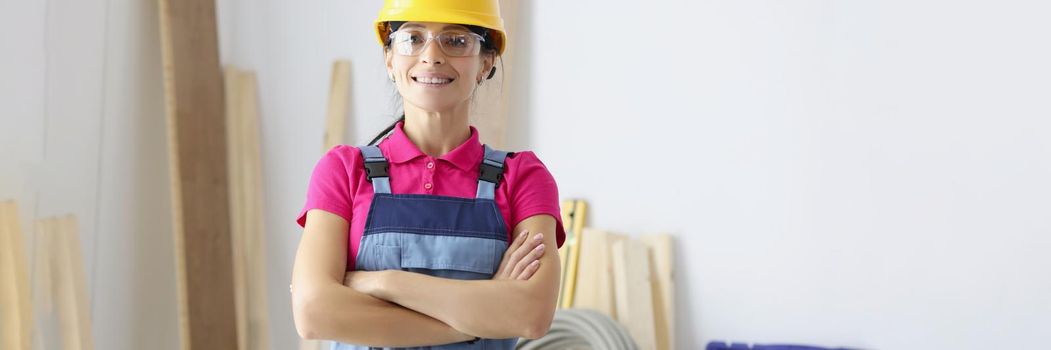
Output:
[332, 144, 517, 350]
[706, 341, 861, 350]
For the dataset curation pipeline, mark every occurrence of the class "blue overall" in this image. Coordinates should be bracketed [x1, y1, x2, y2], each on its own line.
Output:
[331, 144, 519, 350]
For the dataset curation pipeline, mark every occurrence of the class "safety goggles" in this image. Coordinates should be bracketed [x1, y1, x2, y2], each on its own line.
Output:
[388, 28, 486, 57]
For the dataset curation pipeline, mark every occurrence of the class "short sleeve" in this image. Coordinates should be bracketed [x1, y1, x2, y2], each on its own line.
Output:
[506, 151, 567, 248]
[296, 145, 357, 228]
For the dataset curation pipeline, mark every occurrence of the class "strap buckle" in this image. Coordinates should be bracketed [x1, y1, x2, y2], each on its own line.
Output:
[364, 160, 389, 180]
[479, 162, 504, 184]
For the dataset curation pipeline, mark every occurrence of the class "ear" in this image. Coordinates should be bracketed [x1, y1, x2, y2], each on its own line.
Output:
[385, 49, 395, 80]
[479, 53, 496, 82]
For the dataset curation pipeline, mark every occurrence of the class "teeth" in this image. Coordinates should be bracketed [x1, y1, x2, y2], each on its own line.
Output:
[415, 76, 452, 84]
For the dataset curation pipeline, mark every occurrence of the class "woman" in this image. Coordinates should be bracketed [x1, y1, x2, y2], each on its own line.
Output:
[290, 1, 566, 349]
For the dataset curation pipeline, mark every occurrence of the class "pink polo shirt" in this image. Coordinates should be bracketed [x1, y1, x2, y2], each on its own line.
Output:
[296, 122, 566, 271]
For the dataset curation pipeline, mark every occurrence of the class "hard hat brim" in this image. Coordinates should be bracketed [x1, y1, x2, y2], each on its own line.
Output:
[375, 7, 506, 55]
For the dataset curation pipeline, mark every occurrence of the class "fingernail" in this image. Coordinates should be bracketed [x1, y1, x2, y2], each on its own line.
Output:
[519, 230, 528, 239]
[535, 244, 545, 251]
[531, 260, 540, 265]
[533, 233, 543, 241]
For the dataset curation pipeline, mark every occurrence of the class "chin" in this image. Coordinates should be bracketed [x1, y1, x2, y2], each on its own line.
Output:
[405, 97, 468, 114]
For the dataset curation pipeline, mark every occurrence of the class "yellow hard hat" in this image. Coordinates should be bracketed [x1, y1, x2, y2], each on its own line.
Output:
[375, 0, 507, 55]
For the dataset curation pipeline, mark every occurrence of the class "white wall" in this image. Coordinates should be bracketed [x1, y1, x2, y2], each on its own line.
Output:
[4, 0, 1050, 349]
[1, 0, 178, 349]
[525, 1, 1051, 349]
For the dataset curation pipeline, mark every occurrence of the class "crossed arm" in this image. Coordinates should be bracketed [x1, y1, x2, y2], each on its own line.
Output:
[290, 209, 561, 346]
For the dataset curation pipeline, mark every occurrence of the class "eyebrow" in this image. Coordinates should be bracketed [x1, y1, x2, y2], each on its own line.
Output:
[401, 23, 470, 31]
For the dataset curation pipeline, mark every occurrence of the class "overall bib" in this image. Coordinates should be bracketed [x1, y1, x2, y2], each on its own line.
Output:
[332, 144, 519, 350]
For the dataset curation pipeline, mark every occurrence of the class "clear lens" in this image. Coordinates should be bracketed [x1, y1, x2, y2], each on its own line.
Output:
[390, 29, 425, 56]
[390, 29, 483, 57]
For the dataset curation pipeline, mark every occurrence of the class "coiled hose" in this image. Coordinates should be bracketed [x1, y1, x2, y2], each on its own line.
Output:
[515, 309, 638, 350]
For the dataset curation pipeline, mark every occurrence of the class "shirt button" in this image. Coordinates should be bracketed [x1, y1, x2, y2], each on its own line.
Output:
[424, 183, 432, 190]
[427, 162, 434, 169]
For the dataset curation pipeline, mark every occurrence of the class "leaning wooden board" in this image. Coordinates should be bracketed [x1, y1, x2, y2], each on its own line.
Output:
[641, 234, 675, 350]
[238, 70, 271, 350]
[52, 216, 95, 350]
[0, 200, 32, 350]
[33, 213, 54, 316]
[224, 66, 249, 350]
[556, 200, 575, 308]
[323, 60, 351, 153]
[225, 67, 271, 350]
[561, 200, 587, 309]
[556, 199, 588, 308]
[571, 228, 623, 317]
[30, 216, 94, 350]
[158, 0, 240, 348]
[612, 238, 657, 350]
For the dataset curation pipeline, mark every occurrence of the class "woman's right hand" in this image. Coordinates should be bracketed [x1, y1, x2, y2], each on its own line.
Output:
[492, 230, 547, 281]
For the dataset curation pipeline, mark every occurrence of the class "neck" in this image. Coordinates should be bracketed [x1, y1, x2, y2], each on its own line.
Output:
[402, 103, 471, 157]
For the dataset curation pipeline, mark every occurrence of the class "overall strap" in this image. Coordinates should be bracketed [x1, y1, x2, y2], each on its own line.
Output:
[476, 144, 512, 200]
[359, 145, 391, 194]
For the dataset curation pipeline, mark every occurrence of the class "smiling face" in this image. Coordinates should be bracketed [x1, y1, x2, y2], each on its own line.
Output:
[385, 21, 495, 114]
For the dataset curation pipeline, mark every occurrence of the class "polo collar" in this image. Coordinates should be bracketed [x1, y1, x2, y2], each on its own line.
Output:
[383, 121, 483, 172]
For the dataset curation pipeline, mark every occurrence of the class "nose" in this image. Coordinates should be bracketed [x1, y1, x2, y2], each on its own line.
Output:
[419, 39, 446, 65]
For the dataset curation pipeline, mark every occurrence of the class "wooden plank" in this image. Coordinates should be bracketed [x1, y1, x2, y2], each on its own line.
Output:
[226, 67, 272, 350]
[612, 239, 657, 350]
[323, 60, 351, 152]
[572, 228, 615, 316]
[238, 70, 271, 350]
[52, 216, 94, 350]
[33, 215, 54, 316]
[606, 233, 627, 320]
[157, 0, 239, 348]
[640, 234, 675, 350]
[556, 199, 576, 308]
[561, 200, 588, 309]
[471, 0, 519, 148]
[224, 66, 249, 350]
[0, 200, 32, 350]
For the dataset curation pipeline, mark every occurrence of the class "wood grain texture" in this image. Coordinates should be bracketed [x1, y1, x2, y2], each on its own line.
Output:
[641, 234, 674, 350]
[323, 60, 351, 152]
[0, 200, 32, 350]
[32, 214, 54, 316]
[572, 228, 620, 317]
[158, 0, 239, 348]
[561, 200, 588, 309]
[32, 217, 94, 350]
[226, 67, 271, 350]
[223, 66, 249, 350]
[556, 199, 574, 308]
[239, 70, 271, 350]
[53, 216, 94, 350]
[612, 239, 657, 350]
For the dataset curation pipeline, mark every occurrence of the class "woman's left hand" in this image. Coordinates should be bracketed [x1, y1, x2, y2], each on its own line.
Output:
[493, 230, 546, 281]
